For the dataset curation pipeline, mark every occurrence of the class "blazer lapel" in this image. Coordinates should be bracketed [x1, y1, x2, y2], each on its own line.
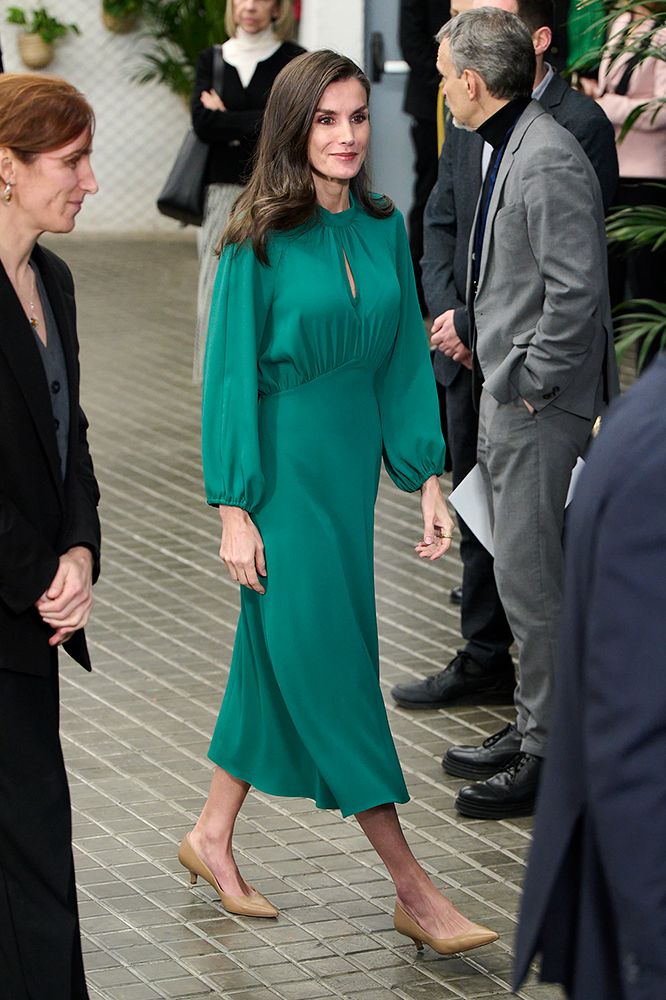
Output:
[475, 146, 515, 293]
[0, 254, 65, 506]
[32, 245, 80, 484]
[475, 102, 546, 295]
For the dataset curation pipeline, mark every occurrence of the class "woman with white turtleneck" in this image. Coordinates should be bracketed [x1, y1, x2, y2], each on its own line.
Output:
[191, 0, 304, 383]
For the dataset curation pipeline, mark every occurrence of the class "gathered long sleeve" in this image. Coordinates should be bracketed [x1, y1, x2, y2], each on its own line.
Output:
[376, 216, 446, 492]
[201, 241, 274, 511]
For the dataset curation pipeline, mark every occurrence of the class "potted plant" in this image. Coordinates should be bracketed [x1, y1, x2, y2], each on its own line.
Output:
[6, 6, 80, 69]
[135, 0, 228, 100]
[572, 0, 666, 369]
[102, 0, 143, 34]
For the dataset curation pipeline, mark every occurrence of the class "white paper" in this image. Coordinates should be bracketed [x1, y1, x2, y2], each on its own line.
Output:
[566, 457, 585, 507]
[449, 458, 586, 558]
[449, 464, 495, 557]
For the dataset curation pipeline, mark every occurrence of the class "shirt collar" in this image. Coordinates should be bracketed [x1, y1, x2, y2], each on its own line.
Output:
[532, 62, 555, 101]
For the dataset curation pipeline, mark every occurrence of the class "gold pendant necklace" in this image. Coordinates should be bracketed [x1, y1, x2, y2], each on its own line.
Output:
[28, 267, 39, 329]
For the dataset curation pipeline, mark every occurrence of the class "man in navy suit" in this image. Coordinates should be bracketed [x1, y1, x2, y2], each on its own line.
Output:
[514, 355, 666, 999]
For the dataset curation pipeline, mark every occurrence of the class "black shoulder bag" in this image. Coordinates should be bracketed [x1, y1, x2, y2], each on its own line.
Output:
[157, 47, 224, 227]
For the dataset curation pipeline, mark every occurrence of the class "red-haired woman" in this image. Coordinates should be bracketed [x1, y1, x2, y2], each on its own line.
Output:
[0, 73, 100, 999]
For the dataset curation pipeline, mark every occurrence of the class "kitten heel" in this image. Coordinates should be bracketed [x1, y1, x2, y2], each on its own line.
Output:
[178, 833, 278, 919]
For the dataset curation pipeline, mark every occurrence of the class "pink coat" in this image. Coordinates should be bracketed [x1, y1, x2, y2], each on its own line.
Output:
[597, 12, 666, 179]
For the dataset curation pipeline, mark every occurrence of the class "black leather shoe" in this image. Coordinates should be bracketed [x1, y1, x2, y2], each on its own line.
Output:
[450, 585, 463, 605]
[455, 752, 542, 819]
[443, 723, 521, 778]
[390, 652, 514, 709]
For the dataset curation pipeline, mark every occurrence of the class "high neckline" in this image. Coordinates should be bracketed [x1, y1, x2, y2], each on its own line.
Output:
[477, 96, 531, 150]
[317, 191, 358, 228]
[225, 25, 279, 55]
[222, 26, 282, 86]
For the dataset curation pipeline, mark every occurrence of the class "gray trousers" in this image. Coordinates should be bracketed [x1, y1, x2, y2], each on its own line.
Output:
[477, 390, 593, 756]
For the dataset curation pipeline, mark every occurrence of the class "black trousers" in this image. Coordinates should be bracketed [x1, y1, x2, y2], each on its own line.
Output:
[444, 367, 514, 666]
[0, 657, 88, 1000]
[408, 116, 439, 315]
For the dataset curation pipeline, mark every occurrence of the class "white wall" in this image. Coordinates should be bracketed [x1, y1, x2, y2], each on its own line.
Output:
[299, 0, 365, 66]
[2, 1, 208, 234]
[1, 1, 367, 234]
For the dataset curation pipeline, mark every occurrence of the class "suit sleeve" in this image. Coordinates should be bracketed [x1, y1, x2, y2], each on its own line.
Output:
[60, 404, 101, 582]
[421, 133, 470, 343]
[583, 446, 666, 995]
[513, 145, 608, 408]
[569, 110, 619, 213]
[191, 48, 263, 143]
[399, 0, 442, 95]
[377, 214, 446, 491]
[0, 495, 59, 614]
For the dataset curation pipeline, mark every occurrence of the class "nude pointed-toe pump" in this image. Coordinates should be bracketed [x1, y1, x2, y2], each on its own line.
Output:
[178, 834, 278, 918]
[394, 901, 498, 955]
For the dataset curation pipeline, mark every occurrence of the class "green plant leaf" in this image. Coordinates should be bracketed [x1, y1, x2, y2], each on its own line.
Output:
[606, 200, 666, 252]
[614, 299, 666, 369]
[134, 0, 228, 99]
[7, 5, 81, 43]
[103, 0, 143, 16]
[6, 7, 28, 26]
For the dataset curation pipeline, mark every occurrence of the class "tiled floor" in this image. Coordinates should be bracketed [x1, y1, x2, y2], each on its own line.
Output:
[45, 235, 563, 1000]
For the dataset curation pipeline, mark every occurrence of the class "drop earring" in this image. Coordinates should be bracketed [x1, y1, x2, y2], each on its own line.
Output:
[2, 182, 12, 204]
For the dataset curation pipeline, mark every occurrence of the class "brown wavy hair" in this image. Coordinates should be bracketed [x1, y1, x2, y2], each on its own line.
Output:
[219, 49, 394, 263]
[0, 74, 94, 163]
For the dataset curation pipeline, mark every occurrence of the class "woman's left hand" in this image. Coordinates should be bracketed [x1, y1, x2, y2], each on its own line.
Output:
[200, 89, 226, 111]
[415, 475, 455, 561]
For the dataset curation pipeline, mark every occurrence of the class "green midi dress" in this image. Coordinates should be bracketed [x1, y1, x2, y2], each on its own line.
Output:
[201, 197, 445, 817]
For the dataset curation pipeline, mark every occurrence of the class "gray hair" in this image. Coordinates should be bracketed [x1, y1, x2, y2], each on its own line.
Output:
[436, 8, 535, 100]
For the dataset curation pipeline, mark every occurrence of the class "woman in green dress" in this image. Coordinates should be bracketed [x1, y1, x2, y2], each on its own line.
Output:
[179, 49, 498, 956]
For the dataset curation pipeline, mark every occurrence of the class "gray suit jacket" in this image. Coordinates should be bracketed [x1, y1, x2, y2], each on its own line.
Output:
[469, 100, 619, 418]
[422, 73, 619, 389]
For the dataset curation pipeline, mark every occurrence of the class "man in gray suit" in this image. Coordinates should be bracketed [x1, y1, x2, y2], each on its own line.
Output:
[391, 0, 617, 721]
[433, 8, 618, 819]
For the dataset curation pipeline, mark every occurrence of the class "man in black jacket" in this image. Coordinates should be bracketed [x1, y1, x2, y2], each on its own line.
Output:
[399, 0, 450, 311]
[391, 0, 618, 729]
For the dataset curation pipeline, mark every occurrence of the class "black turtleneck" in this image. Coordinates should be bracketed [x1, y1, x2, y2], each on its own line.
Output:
[478, 95, 531, 149]
[470, 95, 531, 409]
[472, 95, 532, 289]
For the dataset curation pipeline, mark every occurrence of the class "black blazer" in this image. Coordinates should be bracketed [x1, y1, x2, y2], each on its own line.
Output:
[0, 245, 101, 678]
[191, 42, 305, 186]
[514, 355, 666, 1000]
[399, 0, 450, 121]
[422, 72, 619, 387]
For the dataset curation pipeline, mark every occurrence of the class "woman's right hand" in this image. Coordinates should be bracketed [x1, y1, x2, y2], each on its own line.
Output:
[219, 506, 266, 594]
[201, 89, 226, 111]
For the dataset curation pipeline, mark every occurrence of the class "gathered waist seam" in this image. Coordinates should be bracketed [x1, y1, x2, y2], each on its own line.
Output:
[259, 359, 371, 401]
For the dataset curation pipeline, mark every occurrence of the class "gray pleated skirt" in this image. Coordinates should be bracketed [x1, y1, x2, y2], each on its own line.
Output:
[193, 182, 244, 384]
